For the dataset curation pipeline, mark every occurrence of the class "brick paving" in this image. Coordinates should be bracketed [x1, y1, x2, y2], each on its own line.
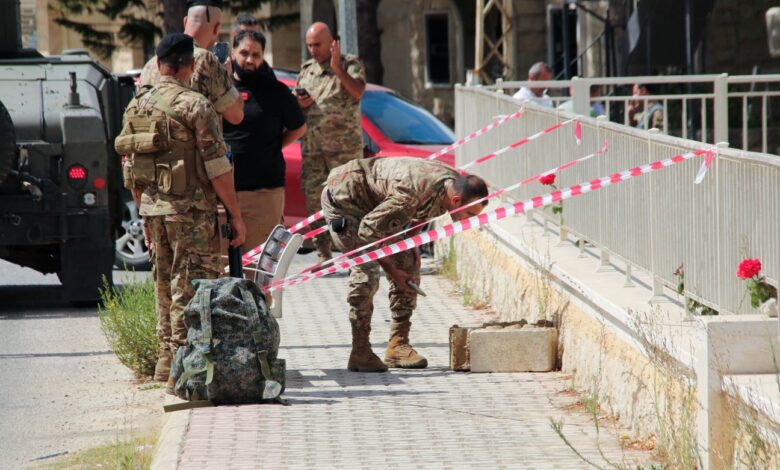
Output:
[178, 253, 653, 469]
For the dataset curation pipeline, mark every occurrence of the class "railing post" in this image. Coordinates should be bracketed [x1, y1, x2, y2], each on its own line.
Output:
[571, 76, 590, 116]
[495, 78, 505, 95]
[714, 73, 729, 145]
[650, 276, 668, 304]
[624, 264, 635, 288]
[596, 249, 613, 272]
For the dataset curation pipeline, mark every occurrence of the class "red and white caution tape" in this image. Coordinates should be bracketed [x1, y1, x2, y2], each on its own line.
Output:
[288, 139, 609, 280]
[243, 113, 573, 268]
[267, 144, 705, 294]
[458, 118, 576, 171]
[425, 108, 524, 161]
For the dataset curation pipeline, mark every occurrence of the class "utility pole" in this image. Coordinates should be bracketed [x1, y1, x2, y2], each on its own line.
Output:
[338, 0, 359, 56]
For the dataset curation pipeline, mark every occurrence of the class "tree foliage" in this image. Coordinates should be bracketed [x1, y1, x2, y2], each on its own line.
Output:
[51, 0, 299, 59]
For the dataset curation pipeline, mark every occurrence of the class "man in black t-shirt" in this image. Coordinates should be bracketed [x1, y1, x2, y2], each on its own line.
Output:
[223, 30, 306, 252]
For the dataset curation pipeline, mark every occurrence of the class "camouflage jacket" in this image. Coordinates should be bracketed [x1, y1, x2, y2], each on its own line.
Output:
[296, 55, 364, 154]
[139, 39, 240, 114]
[122, 76, 232, 216]
[326, 157, 459, 243]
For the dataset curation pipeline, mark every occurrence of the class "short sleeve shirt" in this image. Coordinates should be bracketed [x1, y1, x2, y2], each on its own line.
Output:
[296, 55, 365, 154]
[139, 40, 240, 114]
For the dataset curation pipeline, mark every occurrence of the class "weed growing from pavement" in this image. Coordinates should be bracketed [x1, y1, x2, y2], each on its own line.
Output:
[98, 275, 158, 378]
[36, 433, 157, 470]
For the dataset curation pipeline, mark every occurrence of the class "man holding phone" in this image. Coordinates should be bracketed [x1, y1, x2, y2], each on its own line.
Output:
[139, 0, 243, 126]
[296, 22, 366, 263]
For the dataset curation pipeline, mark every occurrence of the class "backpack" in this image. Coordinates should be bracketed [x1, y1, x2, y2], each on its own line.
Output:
[167, 277, 286, 408]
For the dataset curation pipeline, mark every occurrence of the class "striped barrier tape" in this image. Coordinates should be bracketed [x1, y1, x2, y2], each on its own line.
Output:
[286, 139, 609, 281]
[425, 108, 524, 161]
[267, 146, 711, 294]
[242, 117, 578, 268]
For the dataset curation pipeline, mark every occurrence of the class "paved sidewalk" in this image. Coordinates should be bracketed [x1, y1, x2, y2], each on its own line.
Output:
[174, 254, 653, 469]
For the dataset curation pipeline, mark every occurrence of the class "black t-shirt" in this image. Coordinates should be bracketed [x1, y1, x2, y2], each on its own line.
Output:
[223, 71, 305, 191]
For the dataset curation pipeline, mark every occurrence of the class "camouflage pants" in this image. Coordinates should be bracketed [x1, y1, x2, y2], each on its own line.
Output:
[321, 188, 419, 332]
[301, 149, 361, 259]
[147, 210, 221, 354]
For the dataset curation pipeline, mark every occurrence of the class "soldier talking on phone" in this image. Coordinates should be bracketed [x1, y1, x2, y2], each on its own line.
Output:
[296, 22, 366, 264]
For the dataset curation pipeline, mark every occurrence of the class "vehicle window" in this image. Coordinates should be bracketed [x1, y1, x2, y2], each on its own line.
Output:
[361, 91, 455, 145]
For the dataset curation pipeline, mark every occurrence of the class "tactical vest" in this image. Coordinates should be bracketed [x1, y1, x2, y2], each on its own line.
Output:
[115, 86, 211, 196]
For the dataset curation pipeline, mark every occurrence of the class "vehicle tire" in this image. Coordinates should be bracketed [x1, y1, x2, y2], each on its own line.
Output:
[115, 199, 152, 270]
[0, 100, 16, 185]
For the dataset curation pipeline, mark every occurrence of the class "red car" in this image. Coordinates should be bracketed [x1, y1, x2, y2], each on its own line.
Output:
[116, 69, 456, 268]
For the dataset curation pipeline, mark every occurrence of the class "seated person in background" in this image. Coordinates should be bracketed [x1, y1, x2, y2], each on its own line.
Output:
[222, 30, 307, 253]
[557, 85, 605, 117]
[512, 62, 553, 108]
[628, 83, 664, 130]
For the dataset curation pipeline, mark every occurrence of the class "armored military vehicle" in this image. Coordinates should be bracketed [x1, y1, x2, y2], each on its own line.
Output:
[0, 3, 134, 302]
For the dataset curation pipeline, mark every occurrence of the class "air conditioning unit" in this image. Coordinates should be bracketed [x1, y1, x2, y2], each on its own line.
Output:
[766, 7, 780, 57]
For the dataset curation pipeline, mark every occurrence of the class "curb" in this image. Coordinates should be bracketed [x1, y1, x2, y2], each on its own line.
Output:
[150, 395, 191, 470]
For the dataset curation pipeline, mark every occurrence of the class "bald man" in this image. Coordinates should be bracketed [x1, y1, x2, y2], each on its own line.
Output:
[139, 0, 244, 125]
[295, 22, 366, 263]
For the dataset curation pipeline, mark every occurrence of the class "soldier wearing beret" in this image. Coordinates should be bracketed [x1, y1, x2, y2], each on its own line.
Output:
[321, 157, 488, 372]
[296, 22, 366, 263]
[139, 0, 244, 125]
[116, 33, 246, 393]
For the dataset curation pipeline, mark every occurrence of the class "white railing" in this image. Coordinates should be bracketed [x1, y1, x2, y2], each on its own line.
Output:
[455, 85, 780, 315]
[486, 74, 780, 154]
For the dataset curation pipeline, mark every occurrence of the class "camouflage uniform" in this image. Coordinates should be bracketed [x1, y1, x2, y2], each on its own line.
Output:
[321, 157, 459, 329]
[296, 55, 365, 259]
[139, 39, 240, 116]
[120, 75, 233, 355]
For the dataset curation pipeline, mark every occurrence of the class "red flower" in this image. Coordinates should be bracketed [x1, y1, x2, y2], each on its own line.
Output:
[736, 258, 762, 280]
[539, 173, 557, 185]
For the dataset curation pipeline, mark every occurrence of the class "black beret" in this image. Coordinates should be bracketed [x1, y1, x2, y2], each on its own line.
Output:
[186, 0, 223, 9]
[156, 33, 194, 60]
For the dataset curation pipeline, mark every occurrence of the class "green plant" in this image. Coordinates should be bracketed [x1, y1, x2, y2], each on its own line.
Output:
[673, 264, 718, 315]
[39, 433, 157, 470]
[99, 275, 158, 378]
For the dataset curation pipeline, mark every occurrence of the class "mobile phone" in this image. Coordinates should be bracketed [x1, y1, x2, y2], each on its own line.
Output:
[213, 42, 230, 64]
[295, 87, 310, 98]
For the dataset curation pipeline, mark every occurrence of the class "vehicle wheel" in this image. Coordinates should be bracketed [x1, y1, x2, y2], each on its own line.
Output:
[115, 200, 152, 270]
[0, 100, 16, 185]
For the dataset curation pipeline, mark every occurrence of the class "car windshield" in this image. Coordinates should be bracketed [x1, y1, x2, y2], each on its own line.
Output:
[361, 91, 455, 145]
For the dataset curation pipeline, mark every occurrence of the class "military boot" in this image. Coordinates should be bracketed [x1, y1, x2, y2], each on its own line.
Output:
[165, 376, 176, 395]
[347, 321, 388, 372]
[154, 349, 172, 382]
[384, 318, 428, 369]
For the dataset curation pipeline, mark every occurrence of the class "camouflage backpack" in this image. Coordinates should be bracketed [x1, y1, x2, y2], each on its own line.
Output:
[168, 277, 286, 408]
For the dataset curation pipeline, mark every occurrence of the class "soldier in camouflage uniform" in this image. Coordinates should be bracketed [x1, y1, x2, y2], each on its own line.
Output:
[139, 0, 244, 126]
[296, 22, 366, 262]
[116, 33, 246, 393]
[321, 157, 489, 372]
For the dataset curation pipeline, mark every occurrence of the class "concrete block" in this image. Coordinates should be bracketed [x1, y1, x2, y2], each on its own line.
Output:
[469, 327, 557, 373]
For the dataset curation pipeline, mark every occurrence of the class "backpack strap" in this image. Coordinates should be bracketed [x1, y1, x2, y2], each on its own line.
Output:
[239, 284, 285, 403]
[147, 87, 188, 127]
[163, 399, 214, 413]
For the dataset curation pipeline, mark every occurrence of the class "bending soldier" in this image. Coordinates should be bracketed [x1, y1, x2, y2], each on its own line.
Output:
[321, 157, 488, 372]
[115, 33, 246, 393]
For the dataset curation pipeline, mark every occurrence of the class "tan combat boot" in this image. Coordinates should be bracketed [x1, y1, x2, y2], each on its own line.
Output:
[384, 318, 428, 369]
[347, 321, 388, 372]
[154, 349, 172, 382]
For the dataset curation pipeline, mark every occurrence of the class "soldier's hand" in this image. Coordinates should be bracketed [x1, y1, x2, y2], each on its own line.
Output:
[143, 223, 154, 251]
[330, 39, 341, 70]
[296, 94, 314, 109]
[387, 267, 416, 293]
[229, 216, 246, 247]
[224, 56, 233, 79]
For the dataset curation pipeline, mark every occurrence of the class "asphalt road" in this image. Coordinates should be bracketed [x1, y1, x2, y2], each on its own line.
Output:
[0, 261, 162, 469]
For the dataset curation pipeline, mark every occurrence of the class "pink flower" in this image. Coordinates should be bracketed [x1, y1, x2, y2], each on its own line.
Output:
[539, 173, 557, 186]
[736, 258, 762, 280]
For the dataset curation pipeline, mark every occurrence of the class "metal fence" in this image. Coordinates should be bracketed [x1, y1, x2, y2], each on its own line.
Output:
[487, 74, 780, 154]
[455, 85, 780, 315]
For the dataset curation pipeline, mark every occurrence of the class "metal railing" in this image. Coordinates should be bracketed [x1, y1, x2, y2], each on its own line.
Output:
[486, 74, 780, 154]
[455, 85, 780, 315]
